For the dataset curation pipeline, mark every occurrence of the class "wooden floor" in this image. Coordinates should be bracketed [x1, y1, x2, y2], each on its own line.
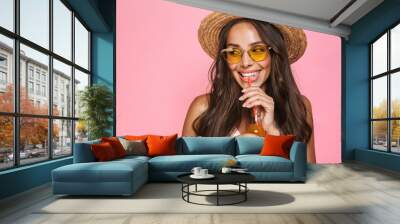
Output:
[1, 162, 400, 224]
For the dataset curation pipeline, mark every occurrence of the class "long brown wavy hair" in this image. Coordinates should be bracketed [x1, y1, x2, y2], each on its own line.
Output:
[193, 18, 312, 143]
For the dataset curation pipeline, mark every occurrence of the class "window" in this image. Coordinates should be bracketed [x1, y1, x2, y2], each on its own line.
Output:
[0, 71, 6, 85]
[0, 0, 91, 170]
[28, 67, 34, 80]
[371, 23, 400, 154]
[35, 70, 40, 81]
[28, 81, 34, 93]
[0, 55, 7, 67]
[42, 85, 46, 97]
[35, 83, 40, 95]
[0, 54, 7, 86]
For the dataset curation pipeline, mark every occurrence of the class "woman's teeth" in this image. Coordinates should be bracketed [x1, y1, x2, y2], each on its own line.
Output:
[240, 71, 259, 77]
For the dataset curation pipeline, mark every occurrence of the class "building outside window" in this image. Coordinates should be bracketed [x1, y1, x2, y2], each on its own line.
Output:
[370, 22, 400, 154]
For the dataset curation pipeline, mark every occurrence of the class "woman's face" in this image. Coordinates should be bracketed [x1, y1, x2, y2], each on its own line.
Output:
[225, 22, 271, 89]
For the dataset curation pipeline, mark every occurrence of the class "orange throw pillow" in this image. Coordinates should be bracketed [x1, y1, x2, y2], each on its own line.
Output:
[260, 134, 295, 159]
[101, 137, 127, 158]
[125, 135, 148, 141]
[146, 134, 178, 157]
[91, 142, 117, 161]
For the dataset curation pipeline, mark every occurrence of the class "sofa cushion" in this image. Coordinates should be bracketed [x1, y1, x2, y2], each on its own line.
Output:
[148, 154, 235, 172]
[235, 137, 264, 155]
[178, 137, 235, 155]
[52, 158, 147, 183]
[236, 155, 293, 172]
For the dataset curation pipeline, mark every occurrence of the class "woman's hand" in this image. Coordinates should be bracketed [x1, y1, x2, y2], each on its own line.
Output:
[239, 86, 279, 135]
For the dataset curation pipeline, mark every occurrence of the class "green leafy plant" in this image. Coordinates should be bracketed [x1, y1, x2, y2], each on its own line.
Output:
[79, 84, 113, 140]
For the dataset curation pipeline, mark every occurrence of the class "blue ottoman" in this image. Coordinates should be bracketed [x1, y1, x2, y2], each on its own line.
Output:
[52, 156, 148, 196]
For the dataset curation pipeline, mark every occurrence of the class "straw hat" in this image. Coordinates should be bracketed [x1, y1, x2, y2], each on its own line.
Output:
[198, 12, 307, 64]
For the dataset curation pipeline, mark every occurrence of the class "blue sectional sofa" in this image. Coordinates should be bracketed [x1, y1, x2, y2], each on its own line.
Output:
[52, 137, 307, 196]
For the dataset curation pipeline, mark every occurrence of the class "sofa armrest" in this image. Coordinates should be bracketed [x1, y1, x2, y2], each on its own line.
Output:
[289, 141, 307, 181]
[73, 140, 100, 163]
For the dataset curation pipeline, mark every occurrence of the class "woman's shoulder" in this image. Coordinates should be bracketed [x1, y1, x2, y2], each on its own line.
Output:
[190, 93, 210, 112]
[301, 95, 312, 110]
[182, 94, 210, 136]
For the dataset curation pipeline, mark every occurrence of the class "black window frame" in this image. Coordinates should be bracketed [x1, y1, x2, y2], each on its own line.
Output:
[0, 0, 92, 171]
[370, 19, 400, 154]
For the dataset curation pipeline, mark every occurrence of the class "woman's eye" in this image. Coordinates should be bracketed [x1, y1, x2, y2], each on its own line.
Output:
[229, 50, 241, 55]
[252, 47, 266, 53]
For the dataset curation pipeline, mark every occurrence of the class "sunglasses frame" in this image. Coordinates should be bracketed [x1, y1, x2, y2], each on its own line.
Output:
[220, 44, 273, 64]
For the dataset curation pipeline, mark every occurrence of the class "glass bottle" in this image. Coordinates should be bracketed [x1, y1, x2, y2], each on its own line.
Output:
[246, 105, 266, 136]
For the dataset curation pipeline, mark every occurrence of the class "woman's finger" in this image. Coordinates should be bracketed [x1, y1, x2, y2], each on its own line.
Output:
[243, 96, 273, 109]
[240, 88, 273, 101]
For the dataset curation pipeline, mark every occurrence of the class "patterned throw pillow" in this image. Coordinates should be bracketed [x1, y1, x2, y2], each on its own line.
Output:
[119, 137, 147, 156]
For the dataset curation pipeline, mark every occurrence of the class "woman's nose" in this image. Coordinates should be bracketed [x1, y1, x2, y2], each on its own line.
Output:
[240, 51, 253, 67]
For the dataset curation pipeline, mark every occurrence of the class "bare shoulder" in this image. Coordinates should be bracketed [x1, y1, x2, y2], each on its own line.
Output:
[301, 95, 312, 110]
[301, 95, 313, 125]
[182, 94, 210, 136]
[190, 94, 210, 112]
[301, 95, 311, 108]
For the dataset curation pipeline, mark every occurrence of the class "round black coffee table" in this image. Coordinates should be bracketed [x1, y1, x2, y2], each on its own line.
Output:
[177, 173, 255, 206]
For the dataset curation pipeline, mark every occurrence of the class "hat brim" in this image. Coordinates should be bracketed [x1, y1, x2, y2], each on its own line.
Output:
[198, 12, 307, 64]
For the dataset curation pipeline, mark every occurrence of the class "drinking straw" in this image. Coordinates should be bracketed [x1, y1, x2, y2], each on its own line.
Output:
[245, 78, 257, 122]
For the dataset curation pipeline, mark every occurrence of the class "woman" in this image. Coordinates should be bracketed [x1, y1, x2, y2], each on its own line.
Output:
[182, 12, 316, 163]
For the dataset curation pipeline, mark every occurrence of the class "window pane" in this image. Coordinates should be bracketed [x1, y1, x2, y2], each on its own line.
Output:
[391, 72, 400, 118]
[372, 33, 387, 76]
[372, 76, 387, 119]
[0, 116, 13, 170]
[75, 120, 88, 143]
[391, 120, 400, 153]
[53, 59, 72, 117]
[0, 34, 14, 112]
[0, 0, 14, 31]
[74, 69, 89, 118]
[391, 24, 400, 70]
[53, 119, 72, 158]
[20, 117, 49, 165]
[372, 121, 387, 151]
[53, 0, 72, 60]
[20, 44, 49, 115]
[74, 17, 89, 70]
[20, 0, 49, 49]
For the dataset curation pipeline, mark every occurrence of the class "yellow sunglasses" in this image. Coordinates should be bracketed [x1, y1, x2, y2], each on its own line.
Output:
[220, 44, 272, 64]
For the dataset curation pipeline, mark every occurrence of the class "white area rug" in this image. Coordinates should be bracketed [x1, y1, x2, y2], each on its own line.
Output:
[37, 183, 361, 214]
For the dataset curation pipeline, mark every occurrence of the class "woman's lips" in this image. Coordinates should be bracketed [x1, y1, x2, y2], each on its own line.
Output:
[239, 71, 260, 83]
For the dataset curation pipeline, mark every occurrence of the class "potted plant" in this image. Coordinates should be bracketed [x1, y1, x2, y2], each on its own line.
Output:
[79, 84, 113, 140]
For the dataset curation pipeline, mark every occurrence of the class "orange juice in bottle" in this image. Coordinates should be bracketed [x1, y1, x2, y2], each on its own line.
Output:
[243, 77, 266, 137]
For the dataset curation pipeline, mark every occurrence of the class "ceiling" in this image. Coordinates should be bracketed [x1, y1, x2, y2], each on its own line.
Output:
[165, 0, 384, 39]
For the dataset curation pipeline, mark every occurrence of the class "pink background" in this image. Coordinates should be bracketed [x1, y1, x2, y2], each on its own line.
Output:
[116, 0, 341, 163]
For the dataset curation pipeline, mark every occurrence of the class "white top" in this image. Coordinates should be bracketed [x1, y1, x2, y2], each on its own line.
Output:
[231, 127, 241, 137]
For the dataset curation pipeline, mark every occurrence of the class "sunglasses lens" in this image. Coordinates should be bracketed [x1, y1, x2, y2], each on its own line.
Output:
[249, 45, 268, 62]
[223, 48, 242, 64]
